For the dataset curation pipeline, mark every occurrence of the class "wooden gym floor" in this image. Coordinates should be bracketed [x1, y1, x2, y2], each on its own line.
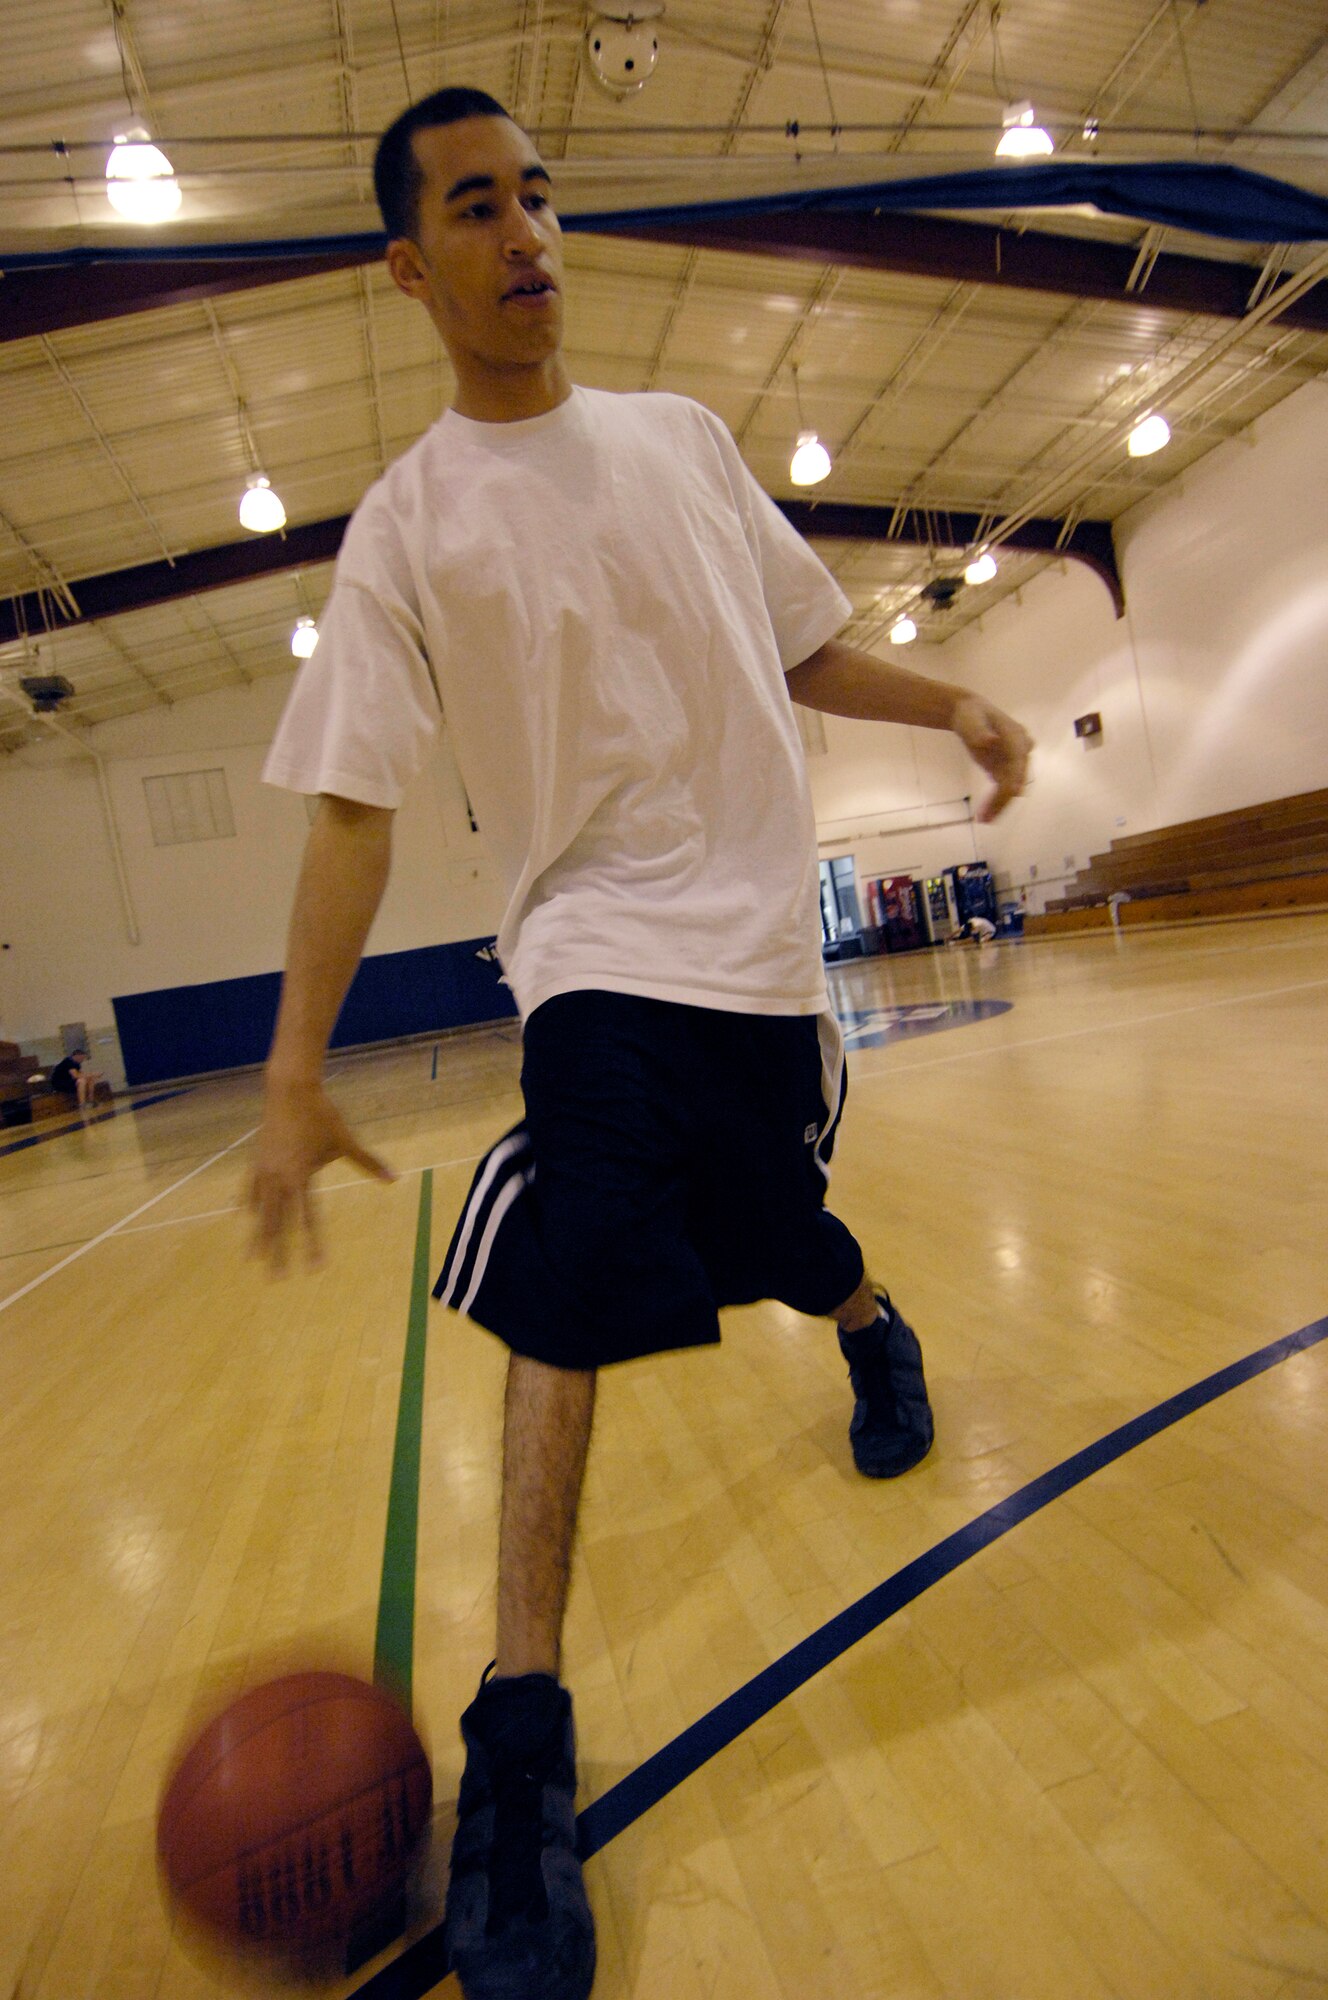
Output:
[1, 913, 1325, 2000]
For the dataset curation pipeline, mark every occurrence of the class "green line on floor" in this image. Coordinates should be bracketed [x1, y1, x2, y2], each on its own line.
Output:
[373, 1168, 433, 1707]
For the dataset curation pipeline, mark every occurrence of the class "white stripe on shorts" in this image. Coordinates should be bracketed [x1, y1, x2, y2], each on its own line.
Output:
[457, 1169, 527, 1319]
[437, 1128, 530, 1309]
[813, 1011, 847, 1185]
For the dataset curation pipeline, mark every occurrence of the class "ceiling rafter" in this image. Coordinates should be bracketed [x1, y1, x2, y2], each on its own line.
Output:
[887, 0, 990, 153]
[332, 0, 390, 481]
[830, 283, 980, 467]
[1079, 0, 1196, 128]
[37, 336, 176, 565]
[904, 297, 1100, 508]
[0, 507, 80, 619]
[644, 0, 798, 391]
[732, 263, 844, 447]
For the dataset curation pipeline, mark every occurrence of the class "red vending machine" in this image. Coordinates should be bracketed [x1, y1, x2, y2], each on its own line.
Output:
[876, 875, 927, 952]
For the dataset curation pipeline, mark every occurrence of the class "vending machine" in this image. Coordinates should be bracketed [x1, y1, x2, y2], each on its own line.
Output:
[922, 872, 960, 943]
[876, 875, 926, 953]
[947, 862, 998, 926]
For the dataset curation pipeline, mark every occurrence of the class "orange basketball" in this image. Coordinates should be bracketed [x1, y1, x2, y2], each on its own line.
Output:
[157, 1670, 432, 1951]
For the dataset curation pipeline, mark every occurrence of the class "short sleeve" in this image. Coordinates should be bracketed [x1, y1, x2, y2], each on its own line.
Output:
[263, 501, 442, 809]
[694, 406, 852, 671]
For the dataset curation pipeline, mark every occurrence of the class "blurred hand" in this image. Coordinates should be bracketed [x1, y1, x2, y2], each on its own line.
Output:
[951, 694, 1034, 822]
[247, 1082, 395, 1275]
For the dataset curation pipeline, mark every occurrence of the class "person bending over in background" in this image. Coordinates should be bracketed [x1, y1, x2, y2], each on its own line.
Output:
[248, 89, 1032, 2000]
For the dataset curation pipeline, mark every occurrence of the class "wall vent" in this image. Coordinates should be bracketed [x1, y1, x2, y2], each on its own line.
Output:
[144, 768, 236, 847]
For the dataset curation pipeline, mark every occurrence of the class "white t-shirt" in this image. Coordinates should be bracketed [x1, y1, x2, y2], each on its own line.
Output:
[264, 387, 851, 1020]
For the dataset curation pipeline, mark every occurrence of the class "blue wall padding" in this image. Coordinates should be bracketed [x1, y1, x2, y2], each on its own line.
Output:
[112, 936, 516, 1086]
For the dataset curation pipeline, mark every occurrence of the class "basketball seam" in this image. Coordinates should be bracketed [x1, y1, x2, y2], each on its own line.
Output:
[164, 1752, 431, 1893]
[159, 1685, 423, 1849]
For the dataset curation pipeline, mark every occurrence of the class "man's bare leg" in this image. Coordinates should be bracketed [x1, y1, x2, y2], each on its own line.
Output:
[834, 1270, 880, 1332]
[494, 1352, 597, 1679]
[444, 1352, 598, 1997]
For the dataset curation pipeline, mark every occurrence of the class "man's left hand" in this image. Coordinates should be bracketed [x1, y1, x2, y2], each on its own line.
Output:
[952, 695, 1034, 822]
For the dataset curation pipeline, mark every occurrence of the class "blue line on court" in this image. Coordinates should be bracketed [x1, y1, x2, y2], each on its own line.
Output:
[0, 1086, 192, 1161]
[349, 1309, 1328, 1998]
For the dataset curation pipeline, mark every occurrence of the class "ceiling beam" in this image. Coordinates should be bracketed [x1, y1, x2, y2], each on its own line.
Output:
[597, 210, 1328, 333]
[0, 516, 350, 643]
[0, 501, 1120, 646]
[0, 248, 379, 345]
[6, 205, 1325, 347]
[779, 501, 1122, 614]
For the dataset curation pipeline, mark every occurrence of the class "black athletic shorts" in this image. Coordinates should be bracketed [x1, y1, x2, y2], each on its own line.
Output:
[433, 990, 864, 1370]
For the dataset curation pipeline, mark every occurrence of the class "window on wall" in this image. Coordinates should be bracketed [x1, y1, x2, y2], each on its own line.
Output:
[143, 768, 236, 846]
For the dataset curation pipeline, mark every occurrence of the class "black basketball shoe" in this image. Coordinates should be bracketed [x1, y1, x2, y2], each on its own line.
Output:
[443, 1668, 595, 2000]
[837, 1292, 935, 1478]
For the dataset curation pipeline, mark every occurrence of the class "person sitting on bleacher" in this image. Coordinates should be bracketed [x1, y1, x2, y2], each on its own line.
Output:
[48, 1048, 106, 1113]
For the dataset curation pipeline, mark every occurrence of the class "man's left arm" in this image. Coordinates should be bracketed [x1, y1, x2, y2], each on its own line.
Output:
[785, 636, 1033, 824]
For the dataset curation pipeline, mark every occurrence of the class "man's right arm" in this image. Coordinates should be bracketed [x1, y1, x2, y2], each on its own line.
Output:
[249, 794, 398, 1272]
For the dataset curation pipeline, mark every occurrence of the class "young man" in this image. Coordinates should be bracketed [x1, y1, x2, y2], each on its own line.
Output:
[48, 1046, 105, 1111]
[249, 88, 1032, 2000]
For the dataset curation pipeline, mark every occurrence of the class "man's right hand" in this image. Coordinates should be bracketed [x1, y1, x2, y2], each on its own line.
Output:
[248, 1080, 396, 1274]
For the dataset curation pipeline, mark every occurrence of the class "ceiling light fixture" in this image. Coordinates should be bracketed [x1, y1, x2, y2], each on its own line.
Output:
[105, 130, 182, 223]
[964, 550, 998, 586]
[995, 101, 1054, 159]
[239, 475, 286, 533]
[291, 616, 319, 658]
[889, 617, 918, 645]
[789, 362, 831, 486]
[790, 432, 832, 486]
[1127, 412, 1171, 457]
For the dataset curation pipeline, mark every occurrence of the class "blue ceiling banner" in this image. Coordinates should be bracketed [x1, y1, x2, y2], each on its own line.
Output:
[4, 159, 1327, 271]
[569, 161, 1328, 246]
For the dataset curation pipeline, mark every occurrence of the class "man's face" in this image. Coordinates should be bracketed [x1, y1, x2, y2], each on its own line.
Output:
[387, 115, 565, 378]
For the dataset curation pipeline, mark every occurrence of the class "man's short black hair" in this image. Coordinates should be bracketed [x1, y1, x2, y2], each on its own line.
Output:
[374, 87, 514, 240]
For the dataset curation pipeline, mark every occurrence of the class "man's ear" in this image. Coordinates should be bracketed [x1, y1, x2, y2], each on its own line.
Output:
[386, 237, 430, 302]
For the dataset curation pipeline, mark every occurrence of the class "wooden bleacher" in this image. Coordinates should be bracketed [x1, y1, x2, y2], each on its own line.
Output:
[0, 1039, 113, 1130]
[0, 1038, 56, 1127]
[1025, 786, 1328, 937]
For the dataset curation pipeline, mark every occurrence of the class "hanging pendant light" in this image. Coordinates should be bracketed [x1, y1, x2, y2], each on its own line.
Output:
[964, 550, 998, 585]
[995, 101, 1054, 159]
[239, 475, 286, 533]
[789, 363, 832, 486]
[291, 617, 319, 658]
[790, 432, 832, 486]
[889, 617, 918, 645]
[105, 130, 182, 222]
[1127, 413, 1171, 458]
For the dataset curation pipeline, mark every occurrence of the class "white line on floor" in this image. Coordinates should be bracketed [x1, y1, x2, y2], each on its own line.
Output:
[116, 1150, 487, 1236]
[0, 1125, 259, 1319]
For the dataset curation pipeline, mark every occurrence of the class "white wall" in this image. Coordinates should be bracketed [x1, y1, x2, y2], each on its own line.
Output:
[0, 675, 504, 1069]
[933, 378, 1328, 911]
[804, 707, 975, 889]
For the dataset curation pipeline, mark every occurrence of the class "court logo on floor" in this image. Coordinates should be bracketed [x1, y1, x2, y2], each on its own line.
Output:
[835, 1000, 1012, 1049]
